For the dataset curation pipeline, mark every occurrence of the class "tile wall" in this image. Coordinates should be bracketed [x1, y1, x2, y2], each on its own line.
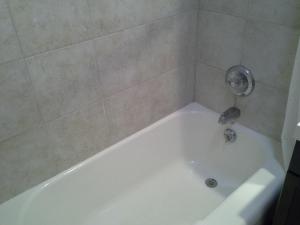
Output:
[196, 0, 300, 139]
[1, 0, 299, 203]
[0, 0, 198, 203]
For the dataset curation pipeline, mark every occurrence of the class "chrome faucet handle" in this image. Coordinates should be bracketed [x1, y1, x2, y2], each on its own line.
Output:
[218, 107, 241, 125]
[225, 65, 255, 97]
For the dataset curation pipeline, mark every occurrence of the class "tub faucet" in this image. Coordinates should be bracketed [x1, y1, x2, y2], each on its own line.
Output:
[218, 107, 241, 125]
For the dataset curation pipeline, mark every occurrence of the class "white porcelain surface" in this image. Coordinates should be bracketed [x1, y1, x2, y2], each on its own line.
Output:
[0, 103, 284, 225]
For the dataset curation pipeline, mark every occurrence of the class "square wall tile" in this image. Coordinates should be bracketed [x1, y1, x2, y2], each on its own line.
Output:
[242, 21, 299, 90]
[46, 100, 111, 170]
[93, 25, 147, 97]
[27, 41, 101, 122]
[198, 11, 245, 70]
[149, 65, 195, 122]
[0, 126, 59, 204]
[87, 0, 198, 38]
[237, 82, 288, 140]
[249, 0, 300, 28]
[195, 62, 234, 113]
[0, 59, 41, 142]
[144, 12, 197, 81]
[8, 0, 91, 56]
[104, 78, 156, 142]
[94, 12, 197, 97]
[199, 0, 249, 17]
[105, 65, 194, 143]
[0, 0, 22, 64]
[87, 0, 149, 38]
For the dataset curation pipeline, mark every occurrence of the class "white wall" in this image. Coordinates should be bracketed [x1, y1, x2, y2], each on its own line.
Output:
[282, 37, 300, 169]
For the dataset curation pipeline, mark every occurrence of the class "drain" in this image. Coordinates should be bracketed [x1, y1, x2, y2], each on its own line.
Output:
[205, 178, 218, 188]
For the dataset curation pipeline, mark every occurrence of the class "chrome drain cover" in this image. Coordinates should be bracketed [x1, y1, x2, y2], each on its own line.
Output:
[205, 178, 218, 188]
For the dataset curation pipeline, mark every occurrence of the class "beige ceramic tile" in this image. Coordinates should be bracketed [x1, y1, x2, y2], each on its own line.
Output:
[105, 65, 194, 143]
[237, 82, 288, 140]
[46, 100, 111, 171]
[249, 0, 300, 28]
[0, 125, 59, 204]
[148, 0, 199, 20]
[242, 21, 299, 90]
[93, 25, 147, 97]
[141, 12, 197, 82]
[199, 0, 249, 17]
[94, 12, 197, 97]
[8, 0, 91, 56]
[198, 11, 245, 70]
[195, 62, 235, 113]
[0, 59, 41, 142]
[87, 0, 198, 38]
[0, 0, 22, 64]
[104, 79, 156, 142]
[151, 65, 195, 121]
[26, 41, 101, 122]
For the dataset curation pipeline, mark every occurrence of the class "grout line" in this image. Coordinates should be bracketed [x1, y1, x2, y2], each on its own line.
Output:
[197, 58, 226, 72]
[21, 8, 198, 60]
[192, 8, 201, 102]
[0, 7, 198, 140]
[0, 8, 198, 140]
[23, 58, 47, 125]
[0, 56, 24, 67]
[0, 120, 47, 146]
[198, 8, 247, 21]
[23, 63, 194, 136]
[239, 0, 251, 67]
[89, 37, 105, 101]
[199, 8, 300, 31]
[102, 64, 193, 102]
[4, 0, 26, 58]
[0, 57, 24, 68]
[240, 19, 248, 65]
[84, 0, 96, 40]
[101, 99, 115, 146]
[4, 0, 47, 133]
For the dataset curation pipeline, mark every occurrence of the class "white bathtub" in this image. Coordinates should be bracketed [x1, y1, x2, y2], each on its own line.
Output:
[0, 103, 284, 225]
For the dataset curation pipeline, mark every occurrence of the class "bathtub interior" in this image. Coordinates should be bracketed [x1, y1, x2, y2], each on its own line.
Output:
[177, 111, 277, 186]
[0, 103, 283, 225]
